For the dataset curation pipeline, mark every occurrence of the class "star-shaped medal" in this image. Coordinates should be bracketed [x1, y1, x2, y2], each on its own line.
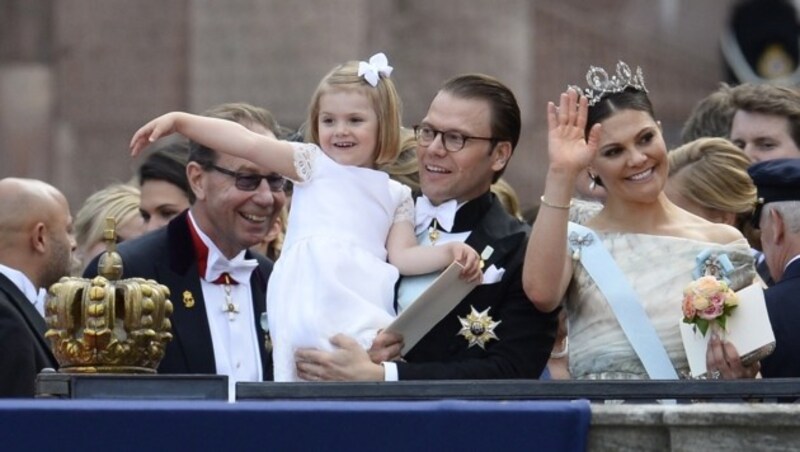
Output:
[458, 306, 501, 349]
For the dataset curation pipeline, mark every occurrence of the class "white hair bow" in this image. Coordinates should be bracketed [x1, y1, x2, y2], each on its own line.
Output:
[358, 52, 393, 87]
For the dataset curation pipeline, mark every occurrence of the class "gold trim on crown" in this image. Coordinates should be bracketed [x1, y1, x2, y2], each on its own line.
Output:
[569, 61, 648, 106]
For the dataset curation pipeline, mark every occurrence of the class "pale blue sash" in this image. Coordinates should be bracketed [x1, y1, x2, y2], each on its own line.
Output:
[568, 222, 679, 380]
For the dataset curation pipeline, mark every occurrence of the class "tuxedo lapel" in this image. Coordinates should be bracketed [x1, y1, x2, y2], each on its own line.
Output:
[0, 274, 56, 365]
[247, 252, 272, 379]
[161, 214, 216, 374]
[465, 197, 528, 270]
[160, 212, 270, 377]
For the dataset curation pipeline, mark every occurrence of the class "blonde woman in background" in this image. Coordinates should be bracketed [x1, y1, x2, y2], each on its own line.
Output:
[665, 137, 771, 285]
[381, 127, 421, 197]
[251, 205, 288, 261]
[491, 178, 523, 220]
[74, 183, 145, 273]
[665, 137, 756, 228]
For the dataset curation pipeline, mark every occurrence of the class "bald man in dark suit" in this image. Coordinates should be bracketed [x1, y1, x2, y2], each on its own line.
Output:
[0, 178, 74, 397]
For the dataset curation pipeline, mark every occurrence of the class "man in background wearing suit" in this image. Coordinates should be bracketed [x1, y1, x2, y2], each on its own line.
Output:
[85, 103, 286, 393]
[749, 158, 800, 378]
[0, 178, 73, 397]
[295, 74, 558, 380]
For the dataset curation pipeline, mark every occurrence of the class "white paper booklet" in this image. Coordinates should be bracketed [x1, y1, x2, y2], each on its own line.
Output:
[680, 282, 775, 378]
[385, 262, 479, 355]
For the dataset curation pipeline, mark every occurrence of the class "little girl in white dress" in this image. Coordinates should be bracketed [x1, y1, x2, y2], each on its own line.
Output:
[130, 53, 482, 381]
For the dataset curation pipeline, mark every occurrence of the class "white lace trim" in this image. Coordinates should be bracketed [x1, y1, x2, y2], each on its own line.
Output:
[393, 193, 414, 224]
[290, 142, 318, 183]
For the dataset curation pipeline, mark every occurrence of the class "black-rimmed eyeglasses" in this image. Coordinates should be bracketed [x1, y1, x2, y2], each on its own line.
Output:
[413, 124, 497, 152]
[208, 164, 286, 192]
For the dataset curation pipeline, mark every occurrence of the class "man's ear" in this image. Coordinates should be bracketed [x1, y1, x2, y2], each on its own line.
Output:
[30, 222, 47, 254]
[491, 142, 513, 172]
[770, 207, 786, 246]
[186, 162, 207, 201]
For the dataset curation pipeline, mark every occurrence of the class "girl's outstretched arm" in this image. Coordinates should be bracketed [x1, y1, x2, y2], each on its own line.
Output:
[386, 221, 482, 283]
[130, 111, 300, 180]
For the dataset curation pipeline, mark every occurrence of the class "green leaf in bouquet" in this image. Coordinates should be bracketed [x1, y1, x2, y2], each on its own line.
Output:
[717, 315, 727, 331]
[696, 318, 709, 336]
[723, 304, 737, 316]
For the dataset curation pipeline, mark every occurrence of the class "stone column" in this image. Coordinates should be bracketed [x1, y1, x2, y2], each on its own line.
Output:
[0, 0, 53, 181]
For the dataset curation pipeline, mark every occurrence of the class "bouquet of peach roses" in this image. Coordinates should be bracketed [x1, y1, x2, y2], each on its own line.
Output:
[681, 275, 739, 336]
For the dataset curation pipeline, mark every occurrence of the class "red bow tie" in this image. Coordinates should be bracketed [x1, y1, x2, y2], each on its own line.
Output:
[187, 216, 252, 284]
[211, 272, 239, 285]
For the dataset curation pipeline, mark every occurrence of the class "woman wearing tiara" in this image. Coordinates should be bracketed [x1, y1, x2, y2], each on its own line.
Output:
[522, 62, 759, 380]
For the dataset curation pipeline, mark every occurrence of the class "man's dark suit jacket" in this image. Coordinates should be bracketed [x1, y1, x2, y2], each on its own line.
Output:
[84, 210, 274, 380]
[397, 192, 559, 379]
[760, 258, 800, 378]
[0, 274, 58, 397]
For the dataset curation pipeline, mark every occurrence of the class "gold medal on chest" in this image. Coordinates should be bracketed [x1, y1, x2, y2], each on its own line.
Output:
[182, 290, 195, 308]
[458, 305, 501, 349]
[428, 219, 440, 245]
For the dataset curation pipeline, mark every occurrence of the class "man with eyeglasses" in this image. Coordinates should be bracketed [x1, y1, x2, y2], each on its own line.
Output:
[85, 103, 286, 392]
[295, 74, 558, 381]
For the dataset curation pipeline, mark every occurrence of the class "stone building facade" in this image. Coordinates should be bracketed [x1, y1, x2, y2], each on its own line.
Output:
[0, 0, 736, 211]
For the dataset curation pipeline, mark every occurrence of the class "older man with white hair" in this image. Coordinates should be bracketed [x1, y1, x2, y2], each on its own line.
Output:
[748, 158, 800, 378]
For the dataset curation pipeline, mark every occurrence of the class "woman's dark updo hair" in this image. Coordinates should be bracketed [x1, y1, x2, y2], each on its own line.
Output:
[585, 87, 656, 136]
[138, 140, 195, 203]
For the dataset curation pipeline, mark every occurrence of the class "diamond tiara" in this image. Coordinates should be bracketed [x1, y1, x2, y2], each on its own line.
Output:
[568, 61, 648, 106]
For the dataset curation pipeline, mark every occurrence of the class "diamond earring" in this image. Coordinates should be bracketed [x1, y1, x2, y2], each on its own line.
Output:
[588, 172, 597, 191]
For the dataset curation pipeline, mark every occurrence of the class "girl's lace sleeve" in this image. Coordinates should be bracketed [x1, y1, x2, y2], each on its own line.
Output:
[289, 142, 319, 184]
[393, 185, 414, 224]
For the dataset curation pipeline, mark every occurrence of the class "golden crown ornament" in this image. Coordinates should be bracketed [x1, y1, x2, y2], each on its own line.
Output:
[569, 61, 648, 106]
[44, 218, 173, 373]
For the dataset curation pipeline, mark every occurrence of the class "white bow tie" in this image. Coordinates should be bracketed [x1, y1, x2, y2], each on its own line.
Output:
[415, 197, 458, 235]
[205, 249, 259, 285]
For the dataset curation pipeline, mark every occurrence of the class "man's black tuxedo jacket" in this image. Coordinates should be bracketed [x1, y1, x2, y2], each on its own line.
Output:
[397, 193, 558, 379]
[761, 258, 800, 378]
[0, 274, 58, 397]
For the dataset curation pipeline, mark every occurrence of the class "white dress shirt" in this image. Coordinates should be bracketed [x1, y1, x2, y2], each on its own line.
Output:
[0, 263, 43, 317]
[188, 212, 262, 400]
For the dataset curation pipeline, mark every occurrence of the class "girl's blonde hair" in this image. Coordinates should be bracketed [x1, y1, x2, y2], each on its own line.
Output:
[380, 126, 420, 195]
[305, 59, 402, 166]
[668, 137, 756, 214]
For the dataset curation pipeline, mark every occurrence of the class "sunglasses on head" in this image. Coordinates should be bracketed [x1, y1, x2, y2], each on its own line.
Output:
[208, 164, 286, 192]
